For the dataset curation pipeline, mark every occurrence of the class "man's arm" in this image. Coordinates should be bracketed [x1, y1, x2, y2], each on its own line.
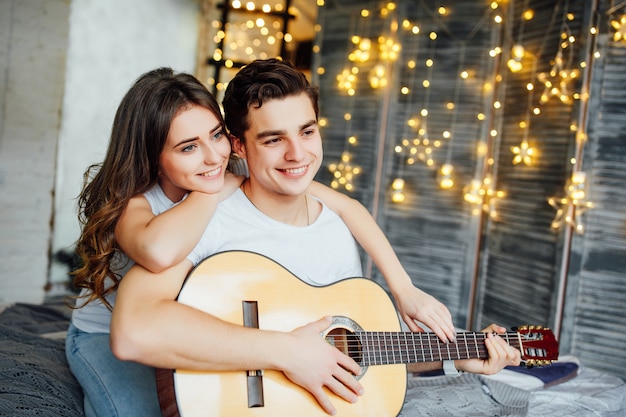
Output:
[110, 260, 364, 415]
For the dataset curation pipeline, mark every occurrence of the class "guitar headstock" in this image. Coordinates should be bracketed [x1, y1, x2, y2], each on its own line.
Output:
[514, 325, 559, 367]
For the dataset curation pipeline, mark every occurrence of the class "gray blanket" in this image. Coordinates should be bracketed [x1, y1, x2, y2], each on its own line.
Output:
[0, 303, 83, 417]
[399, 373, 530, 417]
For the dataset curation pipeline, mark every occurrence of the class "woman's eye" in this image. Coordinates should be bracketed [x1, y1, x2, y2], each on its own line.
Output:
[181, 144, 196, 152]
[212, 130, 224, 141]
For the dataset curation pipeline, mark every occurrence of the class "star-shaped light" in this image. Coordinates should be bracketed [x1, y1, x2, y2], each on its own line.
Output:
[463, 174, 506, 219]
[328, 151, 361, 192]
[511, 140, 535, 165]
[611, 14, 626, 42]
[548, 172, 595, 234]
[378, 36, 401, 61]
[538, 50, 580, 105]
[394, 124, 441, 168]
[348, 36, 372, 63]
[336, 67, 358, 96]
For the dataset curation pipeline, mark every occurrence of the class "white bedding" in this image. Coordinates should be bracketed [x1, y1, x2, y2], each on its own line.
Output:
[399, 355, 626, 417]
[488, 355, 626, 417]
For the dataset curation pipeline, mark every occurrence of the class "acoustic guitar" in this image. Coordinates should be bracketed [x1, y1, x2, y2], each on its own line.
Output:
[157, 251, 558, 417]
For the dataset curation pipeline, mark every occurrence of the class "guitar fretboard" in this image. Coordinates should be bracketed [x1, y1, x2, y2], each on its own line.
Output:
[354, 331, 521, 366]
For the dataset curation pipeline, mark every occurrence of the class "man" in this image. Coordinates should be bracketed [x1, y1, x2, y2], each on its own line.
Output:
[111, 59, 520, 416]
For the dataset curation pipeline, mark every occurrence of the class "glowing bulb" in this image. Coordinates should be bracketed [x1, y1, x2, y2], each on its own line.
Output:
[438, 164, 454, 189]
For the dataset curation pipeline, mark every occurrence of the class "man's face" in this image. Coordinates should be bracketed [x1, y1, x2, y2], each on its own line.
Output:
[233, 93, 323, 199]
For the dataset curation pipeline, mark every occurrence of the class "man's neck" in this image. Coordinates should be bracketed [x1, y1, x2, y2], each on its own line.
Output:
[241, 180, 310, 226]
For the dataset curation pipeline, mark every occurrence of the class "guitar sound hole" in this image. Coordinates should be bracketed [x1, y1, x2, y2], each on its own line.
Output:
[326, 328, 363, 364]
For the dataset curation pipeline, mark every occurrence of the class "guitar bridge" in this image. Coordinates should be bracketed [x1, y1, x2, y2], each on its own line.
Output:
[243, 301, 264, 408]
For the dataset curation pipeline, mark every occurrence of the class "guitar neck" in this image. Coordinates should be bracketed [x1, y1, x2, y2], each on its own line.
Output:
[354, 331, 521, 366]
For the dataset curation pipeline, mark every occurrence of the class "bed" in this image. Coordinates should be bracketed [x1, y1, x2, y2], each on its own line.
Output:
[1, 299, 624, 417]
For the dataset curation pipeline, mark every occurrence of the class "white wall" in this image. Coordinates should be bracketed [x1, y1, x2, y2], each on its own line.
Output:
[0, 0, 201, 304]
[49, 0, 201, 287]
[0, 0, 69, 304]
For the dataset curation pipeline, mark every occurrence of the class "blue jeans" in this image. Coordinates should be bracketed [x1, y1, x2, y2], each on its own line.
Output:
[65, 322, 162, 417]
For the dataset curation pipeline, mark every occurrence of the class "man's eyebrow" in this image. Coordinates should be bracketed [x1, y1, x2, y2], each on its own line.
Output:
[254, 119, 318, 140]
[300, 119, 318, 131]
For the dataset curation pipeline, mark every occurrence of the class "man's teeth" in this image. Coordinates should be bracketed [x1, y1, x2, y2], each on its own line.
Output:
[284, 167, 306, 175]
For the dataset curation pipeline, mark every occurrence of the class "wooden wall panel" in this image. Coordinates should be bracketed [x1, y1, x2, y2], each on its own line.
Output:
[564, 29, 626, 377]
[315, 0, 495, 326]
[316, 0, 626, 380]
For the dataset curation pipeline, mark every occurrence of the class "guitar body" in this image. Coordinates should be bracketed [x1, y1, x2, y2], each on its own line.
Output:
[159, 251, 407, 417]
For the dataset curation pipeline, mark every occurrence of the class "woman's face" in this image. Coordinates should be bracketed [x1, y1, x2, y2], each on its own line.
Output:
[158, 104, 231, 202]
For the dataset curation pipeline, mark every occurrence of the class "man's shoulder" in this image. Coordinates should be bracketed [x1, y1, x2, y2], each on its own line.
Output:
[217, 188, 246, 210]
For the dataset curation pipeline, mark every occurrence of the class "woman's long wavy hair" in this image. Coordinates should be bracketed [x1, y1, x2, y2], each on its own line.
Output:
[72, 68, 224, 310]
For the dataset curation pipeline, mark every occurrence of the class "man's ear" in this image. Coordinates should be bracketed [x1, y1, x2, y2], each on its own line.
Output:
[232, 136, 247, 159]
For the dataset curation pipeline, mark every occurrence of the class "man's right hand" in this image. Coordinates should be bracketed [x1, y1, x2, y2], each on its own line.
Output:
[280, 316, 364, 416]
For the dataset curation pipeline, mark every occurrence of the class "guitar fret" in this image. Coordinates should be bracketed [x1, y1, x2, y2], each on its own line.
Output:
[474, 333, 480, 358]
[383, 332, 389, 365]
[404, 332, 411, 364]
[463, 333, 470, 358]
[361, 332, 369, 366]
[436, 335, 442, 361]
[428, 330, 435, 362]
[371, 332, 377, 365]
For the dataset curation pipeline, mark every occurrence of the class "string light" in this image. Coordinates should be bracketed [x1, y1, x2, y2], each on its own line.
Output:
[395, 32, 440, 168]
[463, 174, 506, 219]
[336, 67, 358, 95]
[328, 151, 361, 191]
[438, 43, 468, 189]
[537, 8, 580, 105]
[311, 0, 598, 230]
[548, 171, 594, 234]
[438, 163, 455, 189]
[610, 14, 626, 42]
[369, 64, 388, 88]
[507, 43, 526, 72]
[378, 35, 402, 61]
[511, 139, 535, 165]
[328, 7, 371, 191]
[349, 36, 372, 62]
[507, 3, 533, 73]
[391, 178, 406, 203]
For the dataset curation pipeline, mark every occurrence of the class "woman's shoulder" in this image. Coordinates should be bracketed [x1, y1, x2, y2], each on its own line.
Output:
[143, 184, 178, 214]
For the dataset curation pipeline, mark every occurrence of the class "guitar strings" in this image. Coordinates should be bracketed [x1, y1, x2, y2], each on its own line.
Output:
[331, 331, 525, 365]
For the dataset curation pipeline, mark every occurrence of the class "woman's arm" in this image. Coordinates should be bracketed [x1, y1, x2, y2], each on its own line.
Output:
[115, 173, 243, 273]
[307, 181, 456, 343]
